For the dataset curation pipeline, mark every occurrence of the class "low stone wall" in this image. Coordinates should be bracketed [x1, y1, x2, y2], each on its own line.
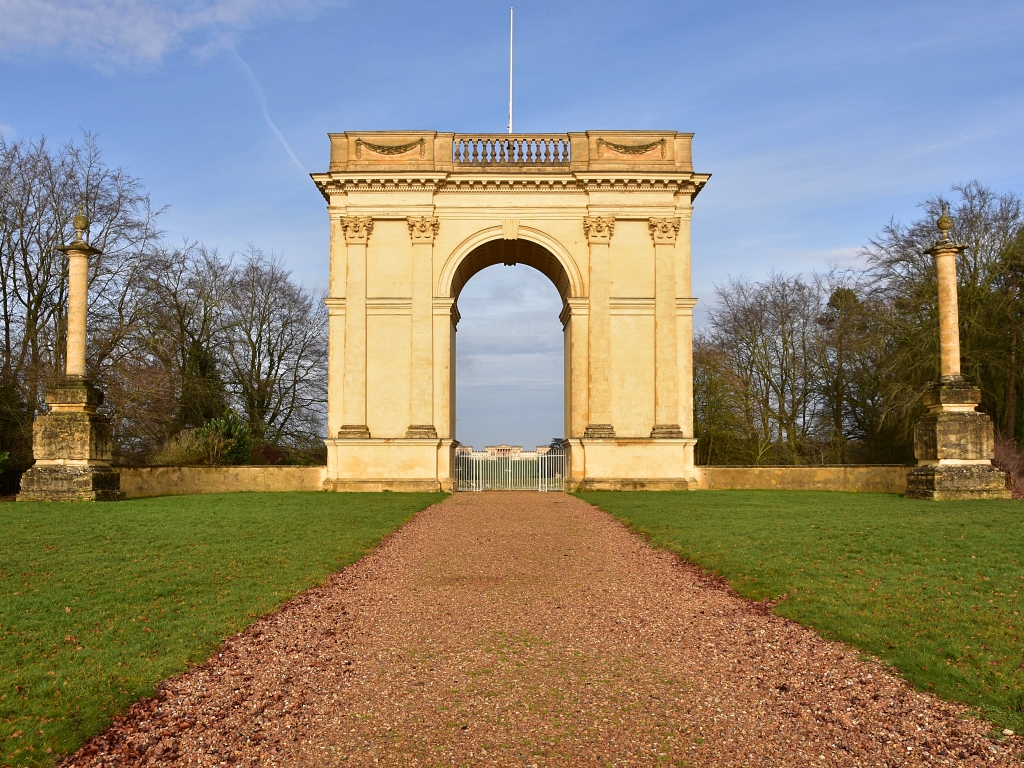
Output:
[116, 464, 910, 498]
[118, 466, 326, 499]
[694, 465, 910, 494]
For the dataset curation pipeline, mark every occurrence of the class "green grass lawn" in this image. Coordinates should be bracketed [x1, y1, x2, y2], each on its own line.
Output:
[0, 491, 443, 767]
[576, 490, 1024, 734]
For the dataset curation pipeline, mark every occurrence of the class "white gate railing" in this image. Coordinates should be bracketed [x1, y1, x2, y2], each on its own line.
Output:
[455, 449, 567, 492]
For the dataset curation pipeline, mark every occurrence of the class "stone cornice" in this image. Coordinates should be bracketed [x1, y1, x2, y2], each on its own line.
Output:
[312, 171, 710, 199]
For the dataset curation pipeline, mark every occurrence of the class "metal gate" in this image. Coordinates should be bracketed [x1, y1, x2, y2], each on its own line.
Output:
[455, 448, 567, 491]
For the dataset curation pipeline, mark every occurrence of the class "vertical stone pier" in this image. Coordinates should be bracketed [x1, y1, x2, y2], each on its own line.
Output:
[17, 211, 123, 502]
[904, 208, 1010, 500]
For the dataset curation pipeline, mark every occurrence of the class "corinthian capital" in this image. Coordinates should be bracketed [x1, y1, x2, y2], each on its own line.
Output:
[648, 217, 681, 244]
[341, 217, 374, 244]
[407, 216, 440, 243]
[583, 216, 614, 244]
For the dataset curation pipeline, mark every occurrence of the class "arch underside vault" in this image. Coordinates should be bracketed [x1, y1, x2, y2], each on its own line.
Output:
[451, 240, 571, 302]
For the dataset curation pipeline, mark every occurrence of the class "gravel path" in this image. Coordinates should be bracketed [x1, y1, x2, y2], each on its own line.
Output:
[64, 492, 1018, 767]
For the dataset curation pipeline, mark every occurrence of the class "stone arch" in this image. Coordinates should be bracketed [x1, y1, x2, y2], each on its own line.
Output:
[437, 226, 584, 301]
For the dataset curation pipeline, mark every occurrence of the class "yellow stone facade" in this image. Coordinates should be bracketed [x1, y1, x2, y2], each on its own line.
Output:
[312, 131, 710, 491]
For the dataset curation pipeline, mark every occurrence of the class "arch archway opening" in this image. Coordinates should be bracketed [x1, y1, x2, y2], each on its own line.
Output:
[452, 239, 571, 454]
[450, 238, 572, 304]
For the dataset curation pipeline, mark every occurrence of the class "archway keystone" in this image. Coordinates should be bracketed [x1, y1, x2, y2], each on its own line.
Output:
[312, 131, 710, 491]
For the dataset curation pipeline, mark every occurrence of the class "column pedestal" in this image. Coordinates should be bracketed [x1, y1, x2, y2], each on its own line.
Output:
[17, 381, 123, 502]
[905, 377, 1009, 500]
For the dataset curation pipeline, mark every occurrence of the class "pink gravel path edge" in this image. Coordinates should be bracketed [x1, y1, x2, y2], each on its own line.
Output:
[59, 492, 1021, 767]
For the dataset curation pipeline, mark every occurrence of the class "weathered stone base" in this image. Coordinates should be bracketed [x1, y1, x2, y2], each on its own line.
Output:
[323, 478, 446, 493]
[904, 464, 1010, 500]
[568, 437, 697, 489]
[573, 477, 698, 492]
[324, 438, 456, 493]
[17, 465, 124, 502]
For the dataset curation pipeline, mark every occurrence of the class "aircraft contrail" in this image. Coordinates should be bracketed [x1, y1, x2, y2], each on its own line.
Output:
[230, 50, 308, 178]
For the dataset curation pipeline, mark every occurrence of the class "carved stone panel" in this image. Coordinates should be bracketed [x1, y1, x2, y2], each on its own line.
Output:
[648, 217, 681, 244]
[341, 217, 374, 244]
[583, 216, 615, 244]
[407, 216, 440, 243]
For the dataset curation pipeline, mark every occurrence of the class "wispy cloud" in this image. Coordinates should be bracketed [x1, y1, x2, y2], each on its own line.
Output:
[0, 121, 15, 138]
[230, 50, 308, 177]
[0, 0, 336, 68]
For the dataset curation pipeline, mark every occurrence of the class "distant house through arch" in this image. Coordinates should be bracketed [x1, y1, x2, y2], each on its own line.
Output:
[311, 131, 710, 491]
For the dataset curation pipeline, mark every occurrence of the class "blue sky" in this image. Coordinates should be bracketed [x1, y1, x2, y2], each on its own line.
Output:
[2, 0, 1023, 449]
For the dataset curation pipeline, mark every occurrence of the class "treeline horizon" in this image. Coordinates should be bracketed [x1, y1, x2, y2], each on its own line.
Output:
[695, 181, 1024, 469]
[3, 133, 1022, 480]
[1, 133, 328, 477]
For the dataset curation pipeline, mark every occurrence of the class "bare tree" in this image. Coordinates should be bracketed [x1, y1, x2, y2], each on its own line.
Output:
[864, 181, 1024, 440]
[0, 133, 160, 469]
[706, 273, 823, 463]
[224, 247, 327, 448]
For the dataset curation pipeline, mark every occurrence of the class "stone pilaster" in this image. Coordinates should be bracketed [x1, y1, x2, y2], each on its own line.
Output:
[583, 217, 615, 439]
[649, 218, 683, 438]
[432, 298, 457, 439]
[567, 298, 590, 439]
[407, 216, 439, 439]
[905, 209, 1009, 500]
[338, 217, 372, 439]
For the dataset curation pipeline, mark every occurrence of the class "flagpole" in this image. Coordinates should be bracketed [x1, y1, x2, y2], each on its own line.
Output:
[508, 7, 513, 134]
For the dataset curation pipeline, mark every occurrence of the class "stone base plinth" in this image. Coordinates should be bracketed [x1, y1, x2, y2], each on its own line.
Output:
[567, 437, 697, 490]
[905, 377, 1009, 500]
[18, 465, 123, 502]
[904, 464, 1010, 500]
[17, 381, 123, 502]
[324, 437, 455, 493]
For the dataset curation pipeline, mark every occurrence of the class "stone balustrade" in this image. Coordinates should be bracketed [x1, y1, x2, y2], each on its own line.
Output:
[453, 135, 571, 167]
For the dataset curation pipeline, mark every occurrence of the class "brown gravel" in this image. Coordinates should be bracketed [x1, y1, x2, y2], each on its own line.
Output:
[61, 492, 1020, 767]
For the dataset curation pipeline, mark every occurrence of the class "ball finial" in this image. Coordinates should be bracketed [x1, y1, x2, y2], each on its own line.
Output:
[72, 206, 89, 241]
[937, 204, 953, 238]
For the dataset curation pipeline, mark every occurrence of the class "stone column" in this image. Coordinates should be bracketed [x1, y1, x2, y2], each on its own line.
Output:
[18, 210, 122, 502]
[338, 217, 372, 438]
[65, 243, 90, 380]
[935, 230, 961, 379]
[649, 218, 683, 438]
[583, 217, 615, 438]
[904, 208, 1009, 500]
[407, 216, 439, 438]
